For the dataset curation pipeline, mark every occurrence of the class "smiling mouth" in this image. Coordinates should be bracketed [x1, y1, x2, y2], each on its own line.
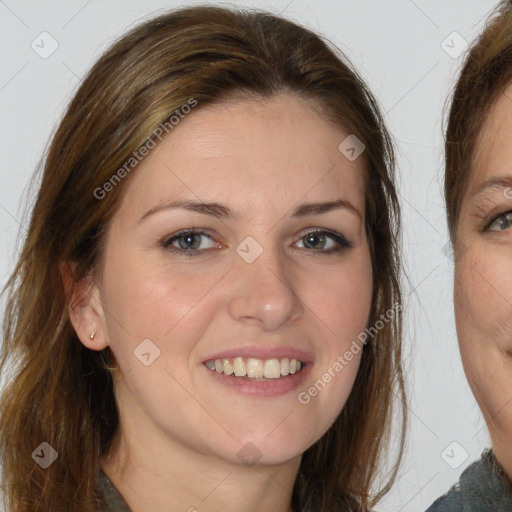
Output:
[204, 356, 304, 380]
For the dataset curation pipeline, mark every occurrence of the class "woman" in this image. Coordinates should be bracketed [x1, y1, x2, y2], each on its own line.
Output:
[427, 1, 512, 509]
[0, 5, 405, 511]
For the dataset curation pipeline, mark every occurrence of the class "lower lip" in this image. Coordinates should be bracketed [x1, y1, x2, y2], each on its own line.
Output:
[203, 363, 313, 397]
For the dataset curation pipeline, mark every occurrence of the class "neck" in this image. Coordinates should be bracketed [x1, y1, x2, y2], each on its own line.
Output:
[490, 431, 512, 485]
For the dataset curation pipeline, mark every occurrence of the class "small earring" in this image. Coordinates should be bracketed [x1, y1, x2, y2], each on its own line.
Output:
[89, 331, 95, 340]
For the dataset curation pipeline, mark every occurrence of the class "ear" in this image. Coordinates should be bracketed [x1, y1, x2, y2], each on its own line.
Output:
[60, 261, 109, 351]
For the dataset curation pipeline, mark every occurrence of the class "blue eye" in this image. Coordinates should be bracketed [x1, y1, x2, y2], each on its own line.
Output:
[160, 228, 352, 257]
[487, 212, 512, 231]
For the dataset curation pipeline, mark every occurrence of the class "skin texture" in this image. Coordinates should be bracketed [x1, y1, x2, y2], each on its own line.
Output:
[68, 93, 373, 512]
[454, 85, 512, 482]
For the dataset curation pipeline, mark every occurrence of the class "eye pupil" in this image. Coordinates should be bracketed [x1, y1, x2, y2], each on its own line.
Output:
[179, 233, 200, 249]
[304, 232, 326, 249]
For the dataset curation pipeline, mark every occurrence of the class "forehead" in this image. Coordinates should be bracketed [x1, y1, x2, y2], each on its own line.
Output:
[470, 86, 512, 190]
[118, 93, 367, 217]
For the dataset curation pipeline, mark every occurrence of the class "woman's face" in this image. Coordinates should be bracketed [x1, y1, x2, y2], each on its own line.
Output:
[82, 93, 372, 466]
[454, 85, 512, 473]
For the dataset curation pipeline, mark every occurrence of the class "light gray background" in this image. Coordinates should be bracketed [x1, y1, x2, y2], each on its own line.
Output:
[0, 1, 500, 511]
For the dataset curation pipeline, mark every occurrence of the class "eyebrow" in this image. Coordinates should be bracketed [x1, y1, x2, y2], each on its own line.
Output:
[473, 176, 512, 197]
[138, 198, 362, 223]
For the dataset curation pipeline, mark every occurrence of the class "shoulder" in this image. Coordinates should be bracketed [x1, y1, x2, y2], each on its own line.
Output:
[425, 483, 463, 512]
[94, 465, 133, 512]
[425, 450, 512, 512]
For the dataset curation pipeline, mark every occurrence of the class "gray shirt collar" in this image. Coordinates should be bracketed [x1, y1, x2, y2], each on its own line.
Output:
[95, 467, 132, 512]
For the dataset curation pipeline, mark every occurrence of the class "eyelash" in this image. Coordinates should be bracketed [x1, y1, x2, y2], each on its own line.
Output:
[160, 228, 353, 257]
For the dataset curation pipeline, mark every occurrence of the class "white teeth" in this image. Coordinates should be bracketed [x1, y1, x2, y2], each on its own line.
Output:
[233, 357, 247, 377]
[222, 359, 234, 376]
[247, 358, 264, 378]
[205, 357, 304, 379]
[263, 359, 281, 379]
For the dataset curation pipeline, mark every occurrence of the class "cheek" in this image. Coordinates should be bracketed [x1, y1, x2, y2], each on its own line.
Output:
[318, 258, 372, 335]
[101, 251, 225, 341]
[293, 258, 372, 430]
[454, 246, 512, 414]
[455, 249, 512, 351]
[454, 247, 512, 426]
[300, 253, 373, 382]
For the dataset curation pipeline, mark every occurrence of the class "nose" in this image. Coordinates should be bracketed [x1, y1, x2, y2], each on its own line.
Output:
[226, 242, 303, 331]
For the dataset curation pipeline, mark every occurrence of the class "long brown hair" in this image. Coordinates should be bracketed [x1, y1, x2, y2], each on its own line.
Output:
[445, 0, 512, 241]
[0, 5, 405, 511]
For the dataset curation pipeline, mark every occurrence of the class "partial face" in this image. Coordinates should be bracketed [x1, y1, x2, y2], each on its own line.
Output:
[454, 86, 512, 467]
[85, 93, 372, 466]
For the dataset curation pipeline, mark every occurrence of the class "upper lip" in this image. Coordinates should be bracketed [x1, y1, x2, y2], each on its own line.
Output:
[203, 346, 314, 364]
